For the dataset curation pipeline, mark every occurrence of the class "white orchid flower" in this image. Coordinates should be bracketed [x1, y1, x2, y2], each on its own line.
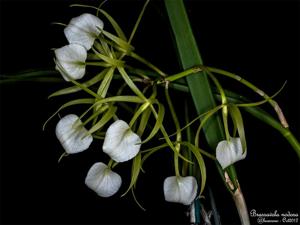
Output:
[163, 176, 198, 205]
[216, 137, 247, 169]
[64, 13, 104, 50]
[55, 114, 93, 154]
[85, 162, 122, 197]
[103, 120, 141, 162]
[54, 44, 87, 81]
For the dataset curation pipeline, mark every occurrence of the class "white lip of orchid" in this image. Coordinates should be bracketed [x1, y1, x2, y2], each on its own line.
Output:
[85, 162, 122, 197]
[64, 13, 104, 50]
[216, 137, 247, 169]
[54, 44, 87, 81]
[103, 120, 141, 162]
[163, 176, 198, 205]
[55, 114, 93, 154]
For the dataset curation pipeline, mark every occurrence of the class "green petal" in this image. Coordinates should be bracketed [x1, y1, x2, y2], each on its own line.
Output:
[141, 101, 165, 144]
[88, 106, 117, 134]
[229, 105, 247, 153]
[129, 101, 152, 128]
[43, 98, 95, 130]
[122, 152, 142, 196]
[180, 142, 207, 195]
[49, 69, 108, 98]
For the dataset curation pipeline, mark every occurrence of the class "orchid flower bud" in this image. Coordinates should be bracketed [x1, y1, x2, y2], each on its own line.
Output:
[64, 13, 104, 50]
[55, 114, 93, 154]
[54, 44, 87, 81]
[103, 120, 141, 162]
[216, 137, 247, 169]
[85, 162, 122, 197]
[163, 176, 198, 205]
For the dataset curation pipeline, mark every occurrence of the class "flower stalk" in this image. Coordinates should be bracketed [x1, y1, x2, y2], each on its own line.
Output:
[165, 82, 182, 176]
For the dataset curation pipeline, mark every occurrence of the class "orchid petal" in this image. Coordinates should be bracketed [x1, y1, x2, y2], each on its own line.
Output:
[54, 44, 87, 81]
[163, 176, 198, 205]
[85, 162, 122, 197]
[216, 137, 247, 169]
[55, 114, 93, 154]
[64, 13, 104, 50]
[103, 120, 141, 162]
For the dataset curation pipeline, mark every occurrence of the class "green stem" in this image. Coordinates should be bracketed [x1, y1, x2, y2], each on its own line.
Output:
[165, 83, 182, 176]
[206, 66, 289, 128]
[184, 101, 194, 176]
[207, 72, 230, 141]
[162, 66, 202, 83]
[164, 64, 289, 128]
[107, 159, 114, 169]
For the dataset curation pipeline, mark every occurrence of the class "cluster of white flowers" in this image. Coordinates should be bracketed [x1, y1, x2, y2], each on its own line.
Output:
[54, 13, 103, 81]
[54, 13, 142, 198]
[53, 13, 202, 206]
[55, 113, 200, 204]
[56, 115, 140, 197]
[55, 113, 245, 204]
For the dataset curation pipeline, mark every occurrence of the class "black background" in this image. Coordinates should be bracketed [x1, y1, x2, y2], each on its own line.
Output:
[0, 0, 299, 224]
